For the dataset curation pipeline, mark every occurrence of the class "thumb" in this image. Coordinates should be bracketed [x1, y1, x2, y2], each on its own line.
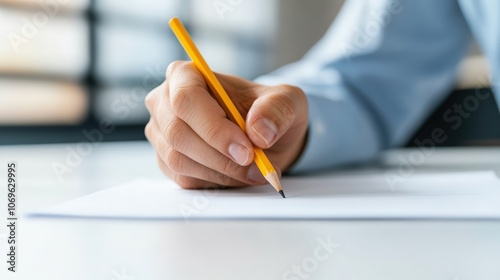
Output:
[246, 85, 304, 149]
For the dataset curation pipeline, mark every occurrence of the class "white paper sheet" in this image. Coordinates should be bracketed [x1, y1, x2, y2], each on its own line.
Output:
[31, 171, 500, 220]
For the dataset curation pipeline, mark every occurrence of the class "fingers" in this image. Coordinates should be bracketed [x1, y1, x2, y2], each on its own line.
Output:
[166, 61, 254, 166]
[145, 115, 267, 188]
[246, 85, 308, 149]
[154, 154, 215, 189]
[155, 151, 248, 188]
[145, 61, 304, 188]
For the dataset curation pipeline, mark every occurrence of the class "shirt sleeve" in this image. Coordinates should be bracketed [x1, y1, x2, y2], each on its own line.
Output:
[458, 0, 500, 97]
[255, 0, 472, 173]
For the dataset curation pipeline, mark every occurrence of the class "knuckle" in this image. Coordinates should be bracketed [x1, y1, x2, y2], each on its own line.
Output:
[280, 84, 301, 94]
[170, 86, 193, 117]
[144, 85, 161, 112]
[220, 157, 244, 178]
[157, 157, 172, 178]
[273, 92, 296, 122]
[145, 82, 169, 109]
[277, 84, 304, 101]
[156, 154, 171, 174]
[201, 121, 224, 144]
[154, 135, 169, 158]
[290, 86, 307, 106]
[163, 117, 187, 149]
[155, 154, 164, 168]
[201, 156, 245, 186]
[211, 171, 233, 187]
[166, 60, 187, 80]
[176, 175, 199, 189]
[144, 90, 155, 112]
[144, 121, 153, 141]
[164, 147, 184, 173]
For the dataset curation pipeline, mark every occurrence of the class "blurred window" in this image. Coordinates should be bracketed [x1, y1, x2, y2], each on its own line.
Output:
[0, 0, 276, 144]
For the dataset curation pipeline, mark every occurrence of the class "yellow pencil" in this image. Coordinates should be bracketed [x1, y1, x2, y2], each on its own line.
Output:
[169, 17, 285, 198]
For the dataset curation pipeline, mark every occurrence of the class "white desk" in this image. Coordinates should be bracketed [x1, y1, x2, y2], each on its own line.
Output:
[1, 142, 500, 280]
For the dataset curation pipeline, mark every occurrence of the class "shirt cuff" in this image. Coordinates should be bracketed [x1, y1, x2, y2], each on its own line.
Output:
[288, 91, 381, 174]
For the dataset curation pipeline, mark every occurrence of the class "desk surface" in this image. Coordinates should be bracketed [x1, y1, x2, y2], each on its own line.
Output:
[1, 142, 500, 280]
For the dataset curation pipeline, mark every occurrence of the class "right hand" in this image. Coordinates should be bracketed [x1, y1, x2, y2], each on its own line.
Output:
[145, 61, 309, 189]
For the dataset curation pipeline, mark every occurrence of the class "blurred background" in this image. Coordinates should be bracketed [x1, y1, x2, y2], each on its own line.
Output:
[0, 0, 497, 146]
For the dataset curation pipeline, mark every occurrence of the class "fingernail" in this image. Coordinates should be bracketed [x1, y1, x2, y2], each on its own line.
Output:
[229, 143, 250, 165]
[252, 118, 277, 146]
[247, 164, 266, 184]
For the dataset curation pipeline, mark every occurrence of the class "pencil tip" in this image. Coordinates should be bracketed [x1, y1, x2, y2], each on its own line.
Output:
[264, 172, 285, 198]
[279, 190, 286, 198]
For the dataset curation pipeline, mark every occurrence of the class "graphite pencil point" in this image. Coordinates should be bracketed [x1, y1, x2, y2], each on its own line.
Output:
[279, 190, 286, 198]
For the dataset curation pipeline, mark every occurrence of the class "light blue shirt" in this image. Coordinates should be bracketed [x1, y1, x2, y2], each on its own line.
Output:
[256, 0, 499, 173]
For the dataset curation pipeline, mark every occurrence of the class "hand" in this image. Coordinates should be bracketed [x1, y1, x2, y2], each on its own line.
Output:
[145, 61, 308, 188]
